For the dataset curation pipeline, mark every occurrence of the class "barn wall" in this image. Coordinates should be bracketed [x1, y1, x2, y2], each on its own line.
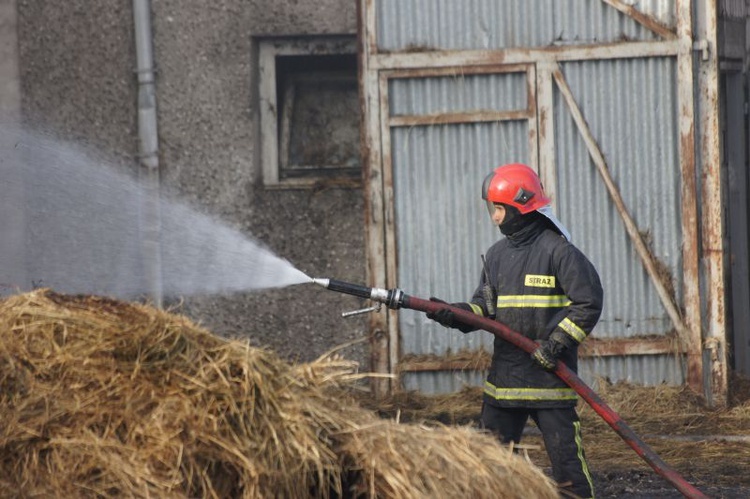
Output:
[6, 0, 371, 369]
[361, 0, 728, 400]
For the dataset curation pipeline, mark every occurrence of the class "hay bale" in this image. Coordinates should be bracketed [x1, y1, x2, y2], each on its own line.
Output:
[335, 420, 555, 498]
[0, 290, 556, 498]
[0, 290, 342, 497]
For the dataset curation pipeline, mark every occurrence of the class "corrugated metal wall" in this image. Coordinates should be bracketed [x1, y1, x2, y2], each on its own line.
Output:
[392, 119, 528, 393]
[376, 0, 668, 51]
[555, 57, 682, 340]
[362, 0, 713, 394]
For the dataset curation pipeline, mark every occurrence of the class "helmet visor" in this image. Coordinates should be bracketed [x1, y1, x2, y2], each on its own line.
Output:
[481, 171, 495, 218]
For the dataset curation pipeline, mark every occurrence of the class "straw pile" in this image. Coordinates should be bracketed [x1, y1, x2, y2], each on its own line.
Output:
[365, 377, 750, 488]
[0, 290, 556, 498]
[574, 378, 750, 477]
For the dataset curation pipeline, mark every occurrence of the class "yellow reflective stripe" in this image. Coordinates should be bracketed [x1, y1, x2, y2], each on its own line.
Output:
[559, 317, 587, 343]
[483, 381, 578, 401]
[496, 294, 572, 308]
[469, 303, 484, 316]
[574, 421, 595, 495]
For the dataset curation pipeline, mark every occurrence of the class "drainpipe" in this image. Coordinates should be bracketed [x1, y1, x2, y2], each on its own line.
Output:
[133, 0, 163, 307]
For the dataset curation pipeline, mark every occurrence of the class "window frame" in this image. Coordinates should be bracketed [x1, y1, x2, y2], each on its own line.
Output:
[258, 36, 359, 188]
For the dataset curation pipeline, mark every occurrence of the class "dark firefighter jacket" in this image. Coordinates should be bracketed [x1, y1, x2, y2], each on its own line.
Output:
[467, 217, 603, 409]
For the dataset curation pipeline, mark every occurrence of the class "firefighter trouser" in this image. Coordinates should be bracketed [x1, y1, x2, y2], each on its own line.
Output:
[481, 404, 595, 499]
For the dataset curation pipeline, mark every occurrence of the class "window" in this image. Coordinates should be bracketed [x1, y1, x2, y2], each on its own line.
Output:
[258, 36, 360, 188]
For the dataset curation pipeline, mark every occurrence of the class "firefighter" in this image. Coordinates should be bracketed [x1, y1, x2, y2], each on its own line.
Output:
[427, 163, 603, 498]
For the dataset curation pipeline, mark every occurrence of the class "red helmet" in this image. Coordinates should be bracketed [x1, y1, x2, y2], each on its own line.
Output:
[481, 163, 550, 215]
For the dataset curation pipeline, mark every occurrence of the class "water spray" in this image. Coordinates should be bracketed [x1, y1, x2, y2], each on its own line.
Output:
[312, 277, 708, 499]
[1, 126, 311, 299]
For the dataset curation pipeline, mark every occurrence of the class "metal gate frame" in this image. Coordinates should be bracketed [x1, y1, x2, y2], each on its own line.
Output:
[358, 0, 727, 405]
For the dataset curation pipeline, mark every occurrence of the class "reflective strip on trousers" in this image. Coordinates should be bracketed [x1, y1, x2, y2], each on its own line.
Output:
[574, 420, 595, 495]
[484, 381, 578, 401]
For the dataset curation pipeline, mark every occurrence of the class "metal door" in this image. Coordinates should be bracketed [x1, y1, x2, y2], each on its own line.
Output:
[359, 0, 725, 404]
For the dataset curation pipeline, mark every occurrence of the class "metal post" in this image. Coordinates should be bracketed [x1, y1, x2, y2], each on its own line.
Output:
[133, 0, 163, 308]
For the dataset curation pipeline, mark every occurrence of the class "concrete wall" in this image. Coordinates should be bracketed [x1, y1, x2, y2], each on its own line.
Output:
[11, 1, 369, 368]
[0, 0, 27, 292]
[0, 0, 19, 118]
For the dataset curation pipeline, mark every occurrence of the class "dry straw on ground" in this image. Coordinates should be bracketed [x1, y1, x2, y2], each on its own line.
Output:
[363, 370, 750, 489]
[0, 290, 557, 498]
[574, 376, 750, 481]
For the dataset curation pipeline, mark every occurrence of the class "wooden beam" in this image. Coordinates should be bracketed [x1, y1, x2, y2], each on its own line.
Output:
[397, 337, 684, 373]
[579, 336, 682, 357]
[695, 0, 728, 407]
[358, 0, 390, 397]
[552, 64, 694, 359]
[536, 61, 558, 212]
[371, 40, 680, 71]
[601, 0, 677, 40]
[675, 0, 703, 396]
[389, 109, 531, 127]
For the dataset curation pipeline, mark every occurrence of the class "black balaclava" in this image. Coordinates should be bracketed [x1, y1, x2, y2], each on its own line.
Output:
[499, 205, 542, 236]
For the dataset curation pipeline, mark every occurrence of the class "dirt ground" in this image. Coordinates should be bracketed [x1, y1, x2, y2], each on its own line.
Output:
[353, 376, 750, 498]
[530, 431, 750, 498]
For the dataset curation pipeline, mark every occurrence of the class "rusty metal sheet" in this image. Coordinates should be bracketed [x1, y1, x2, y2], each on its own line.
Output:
[375, 0, 662, 52]
[360, 0, 725, 401]
[554, 57, 682, 339]
[695, 0, 727, 406]
[391, 120, 529, 358]
[578, 355, 686, 386]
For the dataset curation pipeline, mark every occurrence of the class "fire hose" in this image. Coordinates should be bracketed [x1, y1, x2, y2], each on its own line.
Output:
[312, 278, 708, 499]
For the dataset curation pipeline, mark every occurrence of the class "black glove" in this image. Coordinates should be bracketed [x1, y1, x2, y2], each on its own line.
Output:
[531, 330, 577, 371]
[426, 298, 475, 333]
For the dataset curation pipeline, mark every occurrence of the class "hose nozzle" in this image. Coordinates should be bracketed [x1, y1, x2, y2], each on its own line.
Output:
[311, 277, 404, 309]
[311, 278, 330, 288]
